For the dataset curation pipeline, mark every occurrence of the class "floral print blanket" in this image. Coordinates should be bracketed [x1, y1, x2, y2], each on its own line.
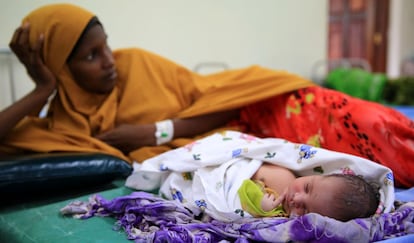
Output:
[125, 131, 394, 221]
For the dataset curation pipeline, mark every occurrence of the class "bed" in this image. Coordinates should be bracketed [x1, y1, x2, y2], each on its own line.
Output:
[60, 131, 414, 243]
[0, 152, 414, 243]
[1, 107, 413, 243]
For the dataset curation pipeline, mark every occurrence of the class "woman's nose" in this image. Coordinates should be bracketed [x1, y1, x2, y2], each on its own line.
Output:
[102, 48, 114, 68]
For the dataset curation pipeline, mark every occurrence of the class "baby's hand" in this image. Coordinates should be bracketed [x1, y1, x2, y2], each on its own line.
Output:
[261, 190, 287, 211]
[261, 193, 277, 211]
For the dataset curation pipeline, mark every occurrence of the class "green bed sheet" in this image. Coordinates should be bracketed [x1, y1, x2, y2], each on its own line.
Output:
[0, 180, 133, 243]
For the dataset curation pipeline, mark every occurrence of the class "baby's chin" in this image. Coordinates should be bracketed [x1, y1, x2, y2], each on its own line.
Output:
[289, 211, 300, 219]
[284, 203, 302, 219]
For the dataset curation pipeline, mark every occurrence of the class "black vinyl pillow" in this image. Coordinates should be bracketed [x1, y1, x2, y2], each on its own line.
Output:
[0, 152, 132, 194]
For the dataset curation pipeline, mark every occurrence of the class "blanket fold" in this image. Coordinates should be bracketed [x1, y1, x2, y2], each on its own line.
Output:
[60, 191, 414, 243]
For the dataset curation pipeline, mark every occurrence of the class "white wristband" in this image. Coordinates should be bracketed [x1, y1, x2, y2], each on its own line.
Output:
[154, 119, 174, 145]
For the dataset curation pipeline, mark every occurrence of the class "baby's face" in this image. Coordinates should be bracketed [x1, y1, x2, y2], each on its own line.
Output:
[283, 175, 343, 217]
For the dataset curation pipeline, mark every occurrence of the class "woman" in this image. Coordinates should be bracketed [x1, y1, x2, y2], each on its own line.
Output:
[0, 3, 413, 187]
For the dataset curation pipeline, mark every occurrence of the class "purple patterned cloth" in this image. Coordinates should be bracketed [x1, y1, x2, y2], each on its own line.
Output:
[60, 191, 414, 243]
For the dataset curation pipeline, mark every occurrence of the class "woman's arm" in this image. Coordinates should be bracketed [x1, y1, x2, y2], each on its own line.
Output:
[173, 109, 240, 138]
[0, 87, 53, 140]
[0, 23, 57, 141]
[95, 109, 240, 153]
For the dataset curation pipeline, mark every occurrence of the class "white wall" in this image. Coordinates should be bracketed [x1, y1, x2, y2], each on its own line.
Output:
[0, 0, 328, 109]
[400, 1, 414, 60]
[387, 0, 414, 78]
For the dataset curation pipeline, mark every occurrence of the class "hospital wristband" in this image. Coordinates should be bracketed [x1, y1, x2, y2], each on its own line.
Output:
[154, 119, 174, 145]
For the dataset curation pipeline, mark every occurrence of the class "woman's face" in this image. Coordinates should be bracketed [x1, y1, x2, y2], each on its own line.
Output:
[67, 24, 117, 94]
[283, 175, 342, 218]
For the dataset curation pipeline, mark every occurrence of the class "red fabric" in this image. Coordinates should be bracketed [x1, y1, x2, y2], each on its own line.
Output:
[237, 86, 414, 188]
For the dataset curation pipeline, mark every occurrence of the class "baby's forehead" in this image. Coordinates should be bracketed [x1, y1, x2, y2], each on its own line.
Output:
[324, 175, 348, 183]
[314, 175, 346, 189]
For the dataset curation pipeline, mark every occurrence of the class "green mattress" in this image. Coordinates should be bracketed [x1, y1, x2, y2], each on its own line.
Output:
[0, 180, 133, 243]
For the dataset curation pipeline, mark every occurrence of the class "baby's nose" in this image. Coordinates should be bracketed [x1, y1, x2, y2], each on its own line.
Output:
[292, 194, 305, 206]
[293, 193, 304, 202]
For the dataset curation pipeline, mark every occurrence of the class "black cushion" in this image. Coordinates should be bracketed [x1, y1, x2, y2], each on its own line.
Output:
[0, 152, 132, 194]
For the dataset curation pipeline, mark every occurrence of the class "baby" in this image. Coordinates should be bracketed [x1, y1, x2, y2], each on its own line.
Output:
[125, 131, 393, 223]
[239, 163, 380, 221]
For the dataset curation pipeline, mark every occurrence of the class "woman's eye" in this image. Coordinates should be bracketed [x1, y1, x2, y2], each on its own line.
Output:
[85, 51, 96, 61]
[85, 54, 93, 61]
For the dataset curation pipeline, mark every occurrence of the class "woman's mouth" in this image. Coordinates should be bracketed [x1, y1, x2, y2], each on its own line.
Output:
[106, 70, 118, 81]
[98, 70, 118, 94]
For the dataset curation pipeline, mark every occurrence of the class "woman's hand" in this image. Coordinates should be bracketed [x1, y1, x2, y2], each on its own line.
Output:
[95, 124, 156, 153]
[0, 23, 58, 140]
[9, 22, 56, 92]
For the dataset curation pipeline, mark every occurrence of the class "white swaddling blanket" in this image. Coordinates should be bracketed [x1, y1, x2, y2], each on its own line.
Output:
[126, 131, 394, 222]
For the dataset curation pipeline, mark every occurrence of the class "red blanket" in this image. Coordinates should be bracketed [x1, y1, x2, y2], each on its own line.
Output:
[238, 86, 414, 188]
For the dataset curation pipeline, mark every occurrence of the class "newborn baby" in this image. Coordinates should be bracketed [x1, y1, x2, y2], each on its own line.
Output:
[239, 163, 380, 221]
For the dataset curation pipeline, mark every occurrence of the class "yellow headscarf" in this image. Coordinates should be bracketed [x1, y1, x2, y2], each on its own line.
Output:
[24, 4, 92, 75]
[1, 3, 314, 163]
